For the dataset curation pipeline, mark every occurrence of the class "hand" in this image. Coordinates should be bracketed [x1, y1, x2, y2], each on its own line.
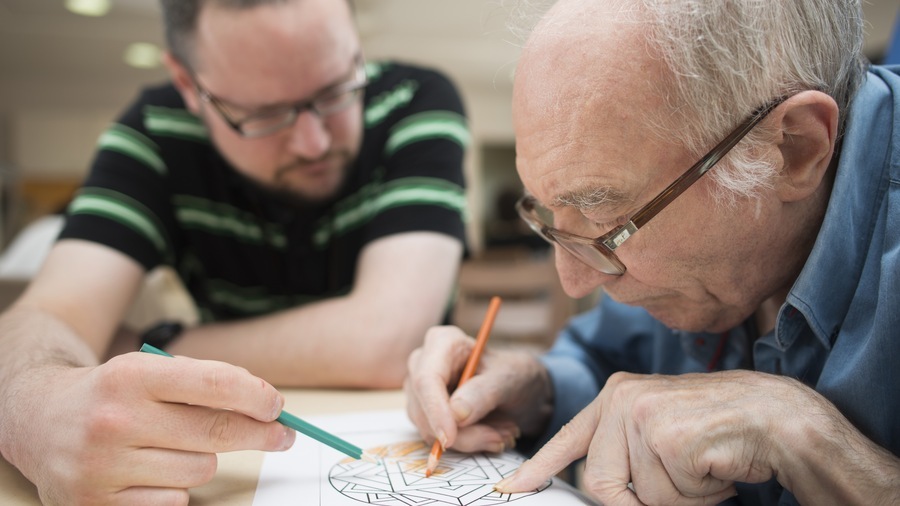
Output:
[496, 370, 809, 505]
[404, 325, 553, 454]
[1, 352, 294, 505]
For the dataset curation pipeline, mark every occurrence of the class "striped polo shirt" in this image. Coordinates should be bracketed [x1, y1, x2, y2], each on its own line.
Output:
[60, 61, 469, 323]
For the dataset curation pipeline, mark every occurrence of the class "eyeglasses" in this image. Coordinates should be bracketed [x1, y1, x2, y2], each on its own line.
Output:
[516, 97, 786, 276]
[194, 54, 368, 138]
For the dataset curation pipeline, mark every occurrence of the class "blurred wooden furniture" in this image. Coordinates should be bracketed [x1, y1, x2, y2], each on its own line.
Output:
[0, 177, 80, 245]
[452, 248, 579, 349]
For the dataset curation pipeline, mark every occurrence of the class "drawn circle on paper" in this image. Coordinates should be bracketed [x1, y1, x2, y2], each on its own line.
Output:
[328, 440, 550, 505]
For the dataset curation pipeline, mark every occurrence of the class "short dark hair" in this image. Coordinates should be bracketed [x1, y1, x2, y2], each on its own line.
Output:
[160, 0, 357, 70]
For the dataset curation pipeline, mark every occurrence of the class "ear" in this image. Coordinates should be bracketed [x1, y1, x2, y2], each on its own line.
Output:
[162, 51, 201, 114]
[770, 91, 839, 203]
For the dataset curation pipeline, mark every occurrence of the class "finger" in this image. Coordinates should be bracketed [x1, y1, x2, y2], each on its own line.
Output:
[666, 446, 737, 498]
[110, 487, 189, 506]
[625, 437, 689, 505]
[66, 449, 215, 492]
[409, 327, 475, 447]
[132, 403, 296, 453]
[447, 371, 509, 428]
[580, 374, 644, 505]
[495, 396, 602, 493]
[585, 376, 735, 506]
[404, 375, 433, 439]
[52, 485, 191, 506]
[451, 420, 520, 453]
[116, 354, 285, 422]
[404, 350, 444, 442]
[448, 348, 547, 429]
[632, 447, 735, 504]
[113, 448, 219, 489]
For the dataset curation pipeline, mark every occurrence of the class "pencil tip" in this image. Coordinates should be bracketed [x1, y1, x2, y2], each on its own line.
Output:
[424, 453, 438, 477]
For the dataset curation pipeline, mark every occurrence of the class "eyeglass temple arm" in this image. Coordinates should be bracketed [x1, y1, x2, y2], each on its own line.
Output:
[626, 98, 786, 230]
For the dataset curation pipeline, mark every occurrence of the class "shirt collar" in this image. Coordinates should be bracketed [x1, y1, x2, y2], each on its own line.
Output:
[781, 66, 898, 349]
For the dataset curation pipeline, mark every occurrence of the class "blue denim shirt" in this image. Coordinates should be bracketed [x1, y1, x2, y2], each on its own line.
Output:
[539, 65, 900, 505]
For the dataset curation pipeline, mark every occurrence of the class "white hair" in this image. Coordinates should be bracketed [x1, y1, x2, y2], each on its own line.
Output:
[509, 0, 868, 206]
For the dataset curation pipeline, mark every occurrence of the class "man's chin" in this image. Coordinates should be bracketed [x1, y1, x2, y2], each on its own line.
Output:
[610, 295, 706, 331]
[285, 163, 348, 199]
[270, 182, 342, 207]
[606, 291, 742, 333]
[645, 306, 738, 334]
[266, 168, 347, 206]
[239, 174, 342, 208]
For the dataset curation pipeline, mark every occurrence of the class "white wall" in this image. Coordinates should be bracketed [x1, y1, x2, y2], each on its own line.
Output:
[11, 108, 119, 179]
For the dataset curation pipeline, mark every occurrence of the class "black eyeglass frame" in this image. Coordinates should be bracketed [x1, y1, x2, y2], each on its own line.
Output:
[193, 54, 369, 138]
[516, 97, 788, 276]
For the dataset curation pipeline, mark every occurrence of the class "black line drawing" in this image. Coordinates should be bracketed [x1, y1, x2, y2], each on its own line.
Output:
[329, 440, 550, 505]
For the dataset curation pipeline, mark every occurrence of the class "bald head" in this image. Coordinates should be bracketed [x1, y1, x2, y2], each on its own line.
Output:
[512, 0, 672, 198]
[514, 0, 670, 134]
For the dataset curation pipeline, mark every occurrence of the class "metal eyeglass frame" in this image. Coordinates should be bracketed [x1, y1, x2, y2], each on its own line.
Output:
[194, 54, 368, 138]
[516, 96, 787, 275]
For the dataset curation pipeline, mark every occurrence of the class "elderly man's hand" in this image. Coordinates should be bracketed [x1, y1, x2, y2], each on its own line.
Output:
[1, 352, 294, 506]
[404, 325, 553, 454]
[495, 370, 819, 505]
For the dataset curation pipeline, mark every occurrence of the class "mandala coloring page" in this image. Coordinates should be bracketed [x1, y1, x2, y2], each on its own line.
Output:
[253, 410, 595, 506]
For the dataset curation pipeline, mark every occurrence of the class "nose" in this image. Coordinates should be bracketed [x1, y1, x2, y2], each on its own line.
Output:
[553, 245, 616, 297]
[286, 110, 331, 160]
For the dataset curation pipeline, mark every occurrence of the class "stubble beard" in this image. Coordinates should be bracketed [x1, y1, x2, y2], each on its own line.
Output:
[267, 150, 353, 207]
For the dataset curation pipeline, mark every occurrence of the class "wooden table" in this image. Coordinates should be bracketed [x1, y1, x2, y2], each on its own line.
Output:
[0, 389, 405, 505]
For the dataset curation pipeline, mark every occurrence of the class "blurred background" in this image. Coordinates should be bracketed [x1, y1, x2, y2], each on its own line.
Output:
[0, 0, 898, 343]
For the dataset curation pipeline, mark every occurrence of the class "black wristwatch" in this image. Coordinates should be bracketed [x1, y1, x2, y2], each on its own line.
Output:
[140, 321, 185, 351]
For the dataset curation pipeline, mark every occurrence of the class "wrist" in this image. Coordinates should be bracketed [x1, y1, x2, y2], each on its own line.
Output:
[769, 377, 878, 504]
[139, 321, 184, 351]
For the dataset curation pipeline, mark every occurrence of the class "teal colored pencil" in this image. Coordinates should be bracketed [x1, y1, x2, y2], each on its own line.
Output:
[139, 343, 378, 463]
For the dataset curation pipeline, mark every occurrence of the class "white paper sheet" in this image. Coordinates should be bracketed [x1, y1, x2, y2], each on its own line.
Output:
[253, 409, 597, 505]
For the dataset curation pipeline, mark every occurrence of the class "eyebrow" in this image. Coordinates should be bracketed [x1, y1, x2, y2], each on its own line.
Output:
[551, 185, 634, 212]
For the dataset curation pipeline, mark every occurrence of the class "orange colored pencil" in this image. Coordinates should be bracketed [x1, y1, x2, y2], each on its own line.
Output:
[425, 296, 502, 478]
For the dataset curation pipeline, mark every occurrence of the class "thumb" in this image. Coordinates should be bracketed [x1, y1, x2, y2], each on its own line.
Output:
[448, 373, 506, 426]
[494, 398, 601, 493]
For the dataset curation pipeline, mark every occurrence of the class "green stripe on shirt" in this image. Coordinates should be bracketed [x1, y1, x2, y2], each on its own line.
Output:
[144, 105, 209, 142]
[68, 189, 169, 257]
[365, 79, 419, 127]
[173, 195, 287, 248]
[97, 124, 167, 175]
[203, 278, 337, 316]
[384, 110, 469, 156]
[312, 177, 466, 247]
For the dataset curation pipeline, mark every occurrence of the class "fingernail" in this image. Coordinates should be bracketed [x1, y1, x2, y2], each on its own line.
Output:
[499, 427, 519, 443]
[278, 427, 296, 451]
[488, 441, 505, 454]
[271, 396, 285, 421]
[450, 399, 472, 422]
[494, 475, 516, 493]
[436, 430, 448, 449]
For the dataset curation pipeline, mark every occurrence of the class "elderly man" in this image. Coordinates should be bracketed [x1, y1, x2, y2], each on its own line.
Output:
[0, 0, 467, 503]
[405, 0, 900, 504]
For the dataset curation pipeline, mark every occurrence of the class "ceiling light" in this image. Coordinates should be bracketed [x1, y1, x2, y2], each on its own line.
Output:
[65, 0, 111, 17]
[124, 43, 162, 69]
